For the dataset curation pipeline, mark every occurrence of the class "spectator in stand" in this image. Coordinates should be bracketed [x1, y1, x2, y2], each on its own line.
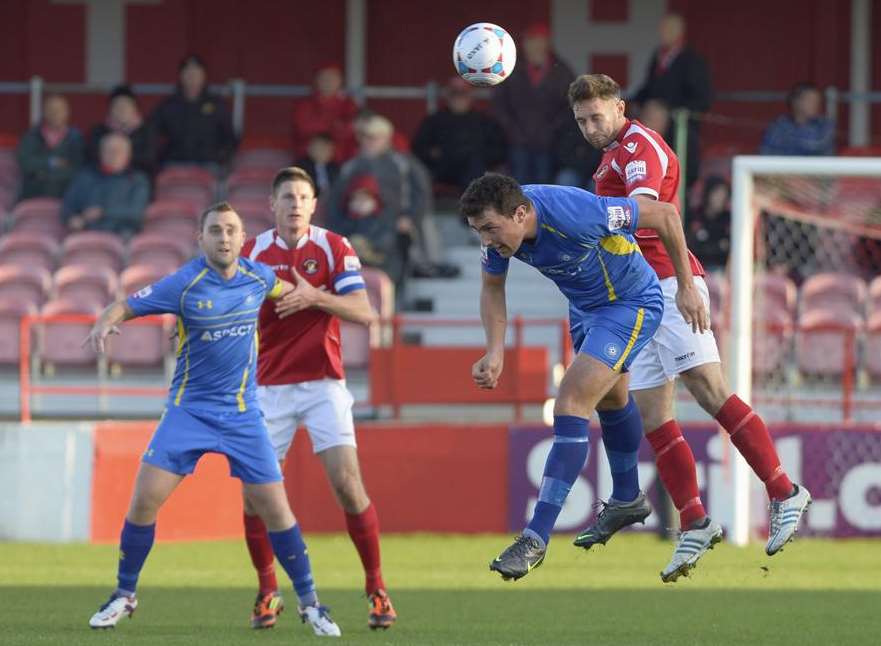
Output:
[61, 132, 150, 237]
[491, 23, 575, 185]
[87, 85, 156, 177]
[551, 118, 602, 190]
[150, 55, 237, 171]
[639, 97, 701, 194]
[293, 64, 359, 163]
[412, 77, 507, 192]
[294, 132, 340, 197]
[687, 175, 731, 272]
[760, 82, 836, 156]
[16, 93, 84, 200]
[632, 12, 712, 189]
[326, 114, 438, 293]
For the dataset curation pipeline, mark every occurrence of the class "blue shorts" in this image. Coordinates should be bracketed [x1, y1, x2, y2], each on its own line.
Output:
[142, 405, 283, 484]
[569, 295, 663, 373]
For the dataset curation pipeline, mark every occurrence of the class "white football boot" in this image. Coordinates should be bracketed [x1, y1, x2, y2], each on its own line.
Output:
[660, 519, 724, 583]
[89, 593, 137, 629]
[766, 484, 812, 556]
[299, 604, 342, 637]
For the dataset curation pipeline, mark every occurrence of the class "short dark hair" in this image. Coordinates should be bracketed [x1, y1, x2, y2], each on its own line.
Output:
[787, 82, 820, 109]
[271, 166, 316, 197]
[568, 74, 622, 107]
[460, 173, 529, 220]
[200, 201, 240, 231]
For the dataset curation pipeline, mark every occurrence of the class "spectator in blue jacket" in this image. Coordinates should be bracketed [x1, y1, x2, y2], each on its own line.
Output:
[62, 132, 150, 237]
[760, 83, 835, 156]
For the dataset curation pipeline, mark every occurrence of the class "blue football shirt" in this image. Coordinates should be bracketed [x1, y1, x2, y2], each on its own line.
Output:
[482, 185, 659, 310]
[127, 256, 283, 413]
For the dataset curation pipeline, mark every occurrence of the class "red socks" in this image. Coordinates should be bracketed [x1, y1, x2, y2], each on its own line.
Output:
[345, 503, 385, 594]
[647, 420, 707, 529]
[243, 512, 278, 595]
[715, 395, 794, 501]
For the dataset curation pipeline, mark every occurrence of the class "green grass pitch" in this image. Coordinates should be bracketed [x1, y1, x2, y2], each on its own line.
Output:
[1, 534, 879, 645]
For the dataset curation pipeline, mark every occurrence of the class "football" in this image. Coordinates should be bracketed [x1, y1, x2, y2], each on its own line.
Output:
[452, 22, 517, 87]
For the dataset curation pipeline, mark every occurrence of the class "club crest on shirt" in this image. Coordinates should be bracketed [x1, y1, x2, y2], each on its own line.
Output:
[606, 205, 633, 231]
[604, 343, 621, 359]
[302, 258, 320, 274]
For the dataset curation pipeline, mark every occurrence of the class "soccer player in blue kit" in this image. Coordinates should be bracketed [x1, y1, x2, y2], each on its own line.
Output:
[83, 203, 341, 636]
[460, 174, 709, 580]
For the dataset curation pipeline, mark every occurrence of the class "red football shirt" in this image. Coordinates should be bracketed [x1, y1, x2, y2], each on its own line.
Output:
[593, 118, 704, 279]
[242, 225, 365, 385]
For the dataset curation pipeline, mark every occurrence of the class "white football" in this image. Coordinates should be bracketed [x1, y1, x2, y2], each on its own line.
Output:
[452, 23, 517, 87]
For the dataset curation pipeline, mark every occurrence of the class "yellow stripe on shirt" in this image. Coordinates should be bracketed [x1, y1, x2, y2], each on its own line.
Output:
[174, 268, 209, 406]
[600, 235, 642, 256]
[596, 253, 617, 302]
[612, 307, 645, 372]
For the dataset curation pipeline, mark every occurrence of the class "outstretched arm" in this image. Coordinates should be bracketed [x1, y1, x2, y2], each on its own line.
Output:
[82, 300, 136, 354]
[633, 196, 709, 333]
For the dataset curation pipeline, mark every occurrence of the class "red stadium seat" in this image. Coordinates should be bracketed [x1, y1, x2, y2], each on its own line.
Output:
[119, 264, 172, 297]
[232, 148, 291, 171]
[143, 199, 200, 239]
[800, 272, 867, 316]
[226, 167, 276, 202]
[155, 166, 216, 205]
[0, 264, 52, 307]
[235, 198, 274, 238]
[864, 312, 881, 380]
[109, 267, 175, 368]
[0, 232, 59, 273]
[53, 265, 118, 307]
[37, 299, 101, 368]
[340, 267, 395, 370]
[754, 272, 797, 317]
[61, 231, 126, 272]
[0, 298, 37, 365]
[752, 308, 792, 376]
[796, 307, 862, 377]
[10, 197, 63, 238]
[128, 233, 193, 271]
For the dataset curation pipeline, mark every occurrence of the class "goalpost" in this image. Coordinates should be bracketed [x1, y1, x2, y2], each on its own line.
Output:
[728, 155, 881, 545]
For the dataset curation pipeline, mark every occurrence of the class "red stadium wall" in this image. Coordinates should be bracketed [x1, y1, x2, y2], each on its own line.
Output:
[90, 422, 509, 543]
[0, 0, 876, 149]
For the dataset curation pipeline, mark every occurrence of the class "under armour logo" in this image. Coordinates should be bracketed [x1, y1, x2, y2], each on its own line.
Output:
[197, 300, 213, 309]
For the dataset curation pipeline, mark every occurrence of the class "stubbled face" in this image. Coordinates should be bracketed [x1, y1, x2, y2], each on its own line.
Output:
[199, 210, 245, 269]
[43, 96, 69, 129]
[468, 206, 528, 258]
[271, 179, 316, 241]
[572, 97, 626, 150]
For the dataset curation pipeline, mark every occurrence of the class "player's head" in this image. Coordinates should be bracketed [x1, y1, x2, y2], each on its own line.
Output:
[199, 202, 245, 269]
[460, 173, 531, 257]
[568, 74, 626, 150]
[270, 166, 317, 242]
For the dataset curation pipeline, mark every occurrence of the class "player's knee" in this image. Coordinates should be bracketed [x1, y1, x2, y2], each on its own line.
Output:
[596, 389, 629, 411]
[332, 470, 368, 511]
[128, 494, 161, 523]
[682, 366, 729, 414]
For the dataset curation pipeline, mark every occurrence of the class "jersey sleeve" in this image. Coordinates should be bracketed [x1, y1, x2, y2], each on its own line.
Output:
[619, 135, 668, 199]
[126, 270, 184, 316]
[330, 235, 366, 295]
[253, 261, 284, 300]
[569, 193, 640, 245]
[481, 245, 509, 274]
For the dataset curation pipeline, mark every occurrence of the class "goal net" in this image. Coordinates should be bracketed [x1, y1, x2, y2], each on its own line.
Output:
[724, 155, 881, 543]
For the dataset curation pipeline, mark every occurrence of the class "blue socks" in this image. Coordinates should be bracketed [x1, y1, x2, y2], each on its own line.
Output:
[525, 415, 590, 545]
[599, 396, 643, 503]
[116, 519, 155, 595]
[268, 524, 318, 607]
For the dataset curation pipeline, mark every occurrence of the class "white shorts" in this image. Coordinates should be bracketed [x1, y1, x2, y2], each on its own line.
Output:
[257, 379, 356, 459]
[628, 276, 721, 391]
